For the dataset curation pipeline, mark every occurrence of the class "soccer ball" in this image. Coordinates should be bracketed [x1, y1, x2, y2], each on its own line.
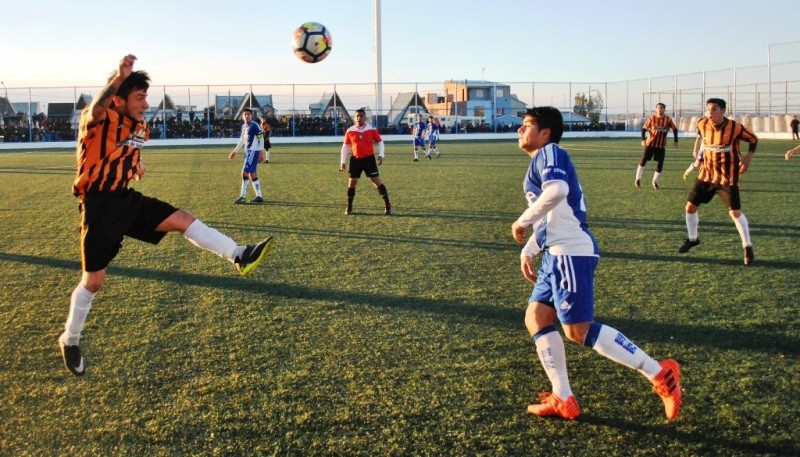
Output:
[292, 22, 332, 63]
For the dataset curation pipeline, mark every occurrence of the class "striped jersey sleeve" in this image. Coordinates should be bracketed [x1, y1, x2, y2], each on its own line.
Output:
[72, 108, 149, 197]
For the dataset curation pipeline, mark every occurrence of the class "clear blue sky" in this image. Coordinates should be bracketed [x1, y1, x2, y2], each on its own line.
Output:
[1, 0, 797, 88]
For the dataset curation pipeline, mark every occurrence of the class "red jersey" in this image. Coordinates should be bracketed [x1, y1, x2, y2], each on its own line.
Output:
[343, 124, 382, 158]
[696, 117, 757, 186]
[73, 108, 149, 197]
[643, 114, 677, 149]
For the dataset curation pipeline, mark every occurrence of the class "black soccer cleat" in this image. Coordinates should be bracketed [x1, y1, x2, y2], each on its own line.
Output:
[743, 246, 754, 266]
[234, 236, 275, 276]
[635, 179, 641, 188]
[384, 205, 393, 216]
[59, 339, 85, 376]
[345, 206, 353, 216]
[678, 238, 700, 253]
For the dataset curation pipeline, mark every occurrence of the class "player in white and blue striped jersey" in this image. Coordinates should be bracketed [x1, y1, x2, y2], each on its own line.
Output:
[228, 108, 265, 204]
[425, 116, 441, 158]
[512, 106, 682, 422]
[411, 113, 428, 161]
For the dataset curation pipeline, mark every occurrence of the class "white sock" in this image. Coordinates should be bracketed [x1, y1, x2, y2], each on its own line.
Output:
[61, 284, 96, 346]
[183, 219, 241, 262]
[413, 149, 419, 159]
[733, 213, 752, 247]
[265, 150, 271, 161]
[653, 171, 662, 184]
[240, 178, 250, 198]
[252, 179, 263, 198]
[686, 212, 699, 240]
[590, 324, 662, 379]
[534, 329, 572, 400]
[635, 165, 644, 181]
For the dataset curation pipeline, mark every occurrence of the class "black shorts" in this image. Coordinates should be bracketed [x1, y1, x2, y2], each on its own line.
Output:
[687, 180, 741, 211]
[348, 155, 379, 179]
[641, 146, 665, 163]
[79, 189, 178, 272]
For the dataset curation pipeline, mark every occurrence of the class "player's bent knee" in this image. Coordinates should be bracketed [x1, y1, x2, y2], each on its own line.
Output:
[524, 302, 555, 335]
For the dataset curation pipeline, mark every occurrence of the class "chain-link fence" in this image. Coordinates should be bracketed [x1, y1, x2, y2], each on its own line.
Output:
[2, 42, 799, 143]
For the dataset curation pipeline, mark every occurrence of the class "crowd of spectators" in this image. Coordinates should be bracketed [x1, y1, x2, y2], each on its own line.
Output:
[1, 114, 76, 142]
[1, 111, 629, 143]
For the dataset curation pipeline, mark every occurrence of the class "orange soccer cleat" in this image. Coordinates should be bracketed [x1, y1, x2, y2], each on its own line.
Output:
[527, 392, 580, 420]
[652, 359, 683, 420]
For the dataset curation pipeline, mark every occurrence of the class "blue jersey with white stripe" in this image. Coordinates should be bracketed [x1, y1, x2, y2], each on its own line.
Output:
[242, 120, 264, 151]
[413, 120, 427, 139]
[524, 142, 598, 256]
[426, 122, 440, 140]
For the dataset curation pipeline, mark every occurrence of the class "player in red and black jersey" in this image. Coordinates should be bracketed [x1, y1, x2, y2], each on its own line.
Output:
[58, 55, 276, 376]
[339, 108, 392, 215]
[635, 103, 678, 189]
[678, 98, 758, 265]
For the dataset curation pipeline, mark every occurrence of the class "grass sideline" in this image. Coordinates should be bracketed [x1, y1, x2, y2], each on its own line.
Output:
[0, 138, 798, 456]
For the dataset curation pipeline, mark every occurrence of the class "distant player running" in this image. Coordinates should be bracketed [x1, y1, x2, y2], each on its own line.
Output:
[411, 113, 429, 161]
[635, 102, 678, 189]
[58, 55, 275, 376]
[513, 106, 682, 421]
[425, 116, 442, 158]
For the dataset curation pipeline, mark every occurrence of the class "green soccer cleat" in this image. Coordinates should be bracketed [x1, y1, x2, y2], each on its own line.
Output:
[234, 237, 276, 276]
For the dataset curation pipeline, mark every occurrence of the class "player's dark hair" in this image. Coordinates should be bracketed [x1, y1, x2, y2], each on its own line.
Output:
[355, 108, 366, 116]
[525, 107, 564, 144]
[706, 98, 726, 110]
[656, 102, 666, 109]
[112, 70, 150, 99]
[242, 108, 252, 114]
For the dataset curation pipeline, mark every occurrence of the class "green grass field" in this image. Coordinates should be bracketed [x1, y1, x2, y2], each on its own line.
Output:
[1, 138, 798, 456]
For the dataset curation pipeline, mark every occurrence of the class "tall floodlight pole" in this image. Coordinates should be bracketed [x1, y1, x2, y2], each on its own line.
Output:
[767, 43, 772, 118]
[373, 0, 382, 127]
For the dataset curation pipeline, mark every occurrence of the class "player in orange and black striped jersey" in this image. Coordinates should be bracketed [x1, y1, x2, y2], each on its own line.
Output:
[678, 98, 758, 266]
[635, 103, 678, 189]
[58, 55, 275, 377]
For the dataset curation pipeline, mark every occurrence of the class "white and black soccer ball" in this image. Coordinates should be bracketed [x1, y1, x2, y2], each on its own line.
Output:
[292, 22, 332, 63]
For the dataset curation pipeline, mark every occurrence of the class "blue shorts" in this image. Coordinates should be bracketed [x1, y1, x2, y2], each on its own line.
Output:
[529, 251, 598, 324]
[243, 150, 259, 173]
[427, 136, 438, 147]
[413, 137, 425, 147]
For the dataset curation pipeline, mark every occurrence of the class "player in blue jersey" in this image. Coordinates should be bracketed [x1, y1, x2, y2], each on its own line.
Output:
[512, 106, 682, 421]
[228, 108, 265, 203]
[425, 116, 441, 158]
[411, 113, 429, 161]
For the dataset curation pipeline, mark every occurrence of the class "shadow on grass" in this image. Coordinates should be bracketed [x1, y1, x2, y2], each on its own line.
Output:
[602, 249, 800, 270]
[0, 166, 73, 175]
[2, 251, 797, 357]
[577, 414, 798, 456]
[262, 200, 519, 222]
[593, 216, 799, 239]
